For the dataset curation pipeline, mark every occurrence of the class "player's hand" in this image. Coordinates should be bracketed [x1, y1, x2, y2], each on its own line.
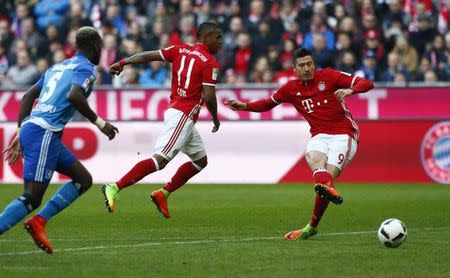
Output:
[212, 118, 220, 133]
[109, 62, 123, 76]
[101, 122, 119, 140]
[3, 135, 21, 165]
[224, 99, 247, 111]
[334, 89, 353, 102]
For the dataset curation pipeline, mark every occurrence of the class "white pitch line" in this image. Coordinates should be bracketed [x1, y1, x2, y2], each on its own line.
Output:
[0, 226, 449, 257]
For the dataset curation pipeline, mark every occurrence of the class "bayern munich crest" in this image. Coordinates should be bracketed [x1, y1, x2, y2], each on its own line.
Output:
[420, 121, 450, 184]
[318, 81, 326, 91]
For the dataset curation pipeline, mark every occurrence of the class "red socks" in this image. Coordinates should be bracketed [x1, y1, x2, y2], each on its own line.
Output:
[117, 158, 158, 190]
[310, 168, 334, 228]
[163, 162, 202, 193]
[313, 168, 333, 186]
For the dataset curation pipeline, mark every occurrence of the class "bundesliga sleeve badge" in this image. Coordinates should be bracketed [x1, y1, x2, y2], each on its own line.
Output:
[212, 68, 219, 81]
[420, 121, 450, 184]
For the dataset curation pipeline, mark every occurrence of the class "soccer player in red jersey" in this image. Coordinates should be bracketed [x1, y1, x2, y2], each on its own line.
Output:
[225, 47, 374, 240]
[102, 22, 222, 218]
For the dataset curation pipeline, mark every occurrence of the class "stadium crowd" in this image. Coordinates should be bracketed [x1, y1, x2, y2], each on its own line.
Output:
[0, 0, 450, 88]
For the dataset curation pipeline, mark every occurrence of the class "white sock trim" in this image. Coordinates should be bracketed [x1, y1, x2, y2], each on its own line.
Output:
[151, 157, 160, 171]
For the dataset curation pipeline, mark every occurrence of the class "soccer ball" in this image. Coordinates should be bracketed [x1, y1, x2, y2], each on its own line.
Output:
[377, 218, 407, 248]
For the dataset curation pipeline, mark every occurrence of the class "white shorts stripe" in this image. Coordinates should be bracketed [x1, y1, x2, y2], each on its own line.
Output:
[342, 136, 352, 168]
[36, 130, 52, 182]
[162, 115, 188, 155]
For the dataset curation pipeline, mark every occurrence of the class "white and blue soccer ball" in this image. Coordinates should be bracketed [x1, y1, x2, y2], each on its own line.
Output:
[377, 218, 407, 248]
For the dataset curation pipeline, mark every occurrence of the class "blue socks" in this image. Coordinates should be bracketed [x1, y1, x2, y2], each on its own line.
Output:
[38, 182, 82, 222]
[0, 198, 30, 234]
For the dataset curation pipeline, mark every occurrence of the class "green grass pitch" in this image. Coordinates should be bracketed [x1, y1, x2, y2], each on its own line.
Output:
[0, 183, 449, 277]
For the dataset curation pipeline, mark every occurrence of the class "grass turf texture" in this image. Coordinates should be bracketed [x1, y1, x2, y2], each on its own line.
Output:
[0, 183, 449, 278]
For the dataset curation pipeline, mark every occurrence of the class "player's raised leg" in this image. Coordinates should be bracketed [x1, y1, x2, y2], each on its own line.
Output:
[150, 126, 207, 218]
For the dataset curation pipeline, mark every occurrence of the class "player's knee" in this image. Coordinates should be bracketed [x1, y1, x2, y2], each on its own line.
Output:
[18, 193, 41, 211]
[80, 173, 93, 190]
[153, 155, 169, 170]
[194, 156, 207, 169]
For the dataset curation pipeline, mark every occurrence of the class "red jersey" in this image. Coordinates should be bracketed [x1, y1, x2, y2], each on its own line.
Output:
[160, 43, 220, 121]
[272, 68, 370, 140]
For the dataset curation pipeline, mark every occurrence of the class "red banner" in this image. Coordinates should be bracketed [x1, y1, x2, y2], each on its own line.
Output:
[280, 121, 449, 183]
[1, 87, 449, 121]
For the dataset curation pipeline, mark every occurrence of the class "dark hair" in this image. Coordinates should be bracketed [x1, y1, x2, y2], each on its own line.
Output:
[293, 48, 312, 59]
[76, 26, 101, 52]
[196, 21, 220, 39]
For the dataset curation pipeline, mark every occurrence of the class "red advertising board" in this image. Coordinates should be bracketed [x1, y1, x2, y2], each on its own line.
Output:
[0, 121, 448, 184]
[1, 87, 449, 121]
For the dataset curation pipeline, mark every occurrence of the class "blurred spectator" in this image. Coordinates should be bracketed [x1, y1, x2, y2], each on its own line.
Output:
[11, 2, 30, 38]
[252, 20, 277, 57]
[63, 28, 77, 59]
[336, 51, 358, 74]
[303, 14, 335, 51]
[113, 66, 139, 88]
[170, 14, 196, 45]
[311, 33, 334, 69]
[45, 24, 61, 44]
[0, 41, 9, 85]
[34, 0, 70, 31]
[52, 49, 65, 64]
[381, 0, 410, 34]
[334, 32, 359, 68]
[3, 49, 38, 87]
[274, 55, 297, 85]
[21, 17, 46, 59]
[67, 1, 92, 29]
[355, 50, 379, 81]
[424, 34, 447, 71]
[0, 19, 14, 49]
[415, 56, 433, 81]
[409, 14, 436, 57]
[391, 35, 418, 74]
[267, 45, 282, 72]
[245, 0, 266, 35]
[380, 51, 412, 82]
[139, 61, 168, 86]
[250, 56, 271, 83]
[143, 19, 167, 51]
[99, 34, 118, 71]
[363, 29, 384, 64]
[231, 32, 254, 77]
[104, 2, 126, 38]
[424, 69, 439, 83]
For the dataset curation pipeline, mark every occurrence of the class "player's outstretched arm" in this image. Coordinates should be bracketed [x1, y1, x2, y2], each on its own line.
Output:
[225, 98, 278, 112]
[109, 50, 164, 76]
[202, 85, 220, 133]
[67, 85, 119, 140]
[334, 75, 374, 101]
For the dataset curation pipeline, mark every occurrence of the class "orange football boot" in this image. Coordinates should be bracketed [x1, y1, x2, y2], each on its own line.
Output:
[150, 190, 171, 218]
[24, 215, 53, 254]
[314, 183, 343, 205]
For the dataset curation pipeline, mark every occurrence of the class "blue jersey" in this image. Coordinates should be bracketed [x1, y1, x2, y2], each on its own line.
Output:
[23, 53, 96, 131]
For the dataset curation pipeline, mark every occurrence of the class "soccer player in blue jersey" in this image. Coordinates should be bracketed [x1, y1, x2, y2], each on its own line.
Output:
[0, 26, 118, 254]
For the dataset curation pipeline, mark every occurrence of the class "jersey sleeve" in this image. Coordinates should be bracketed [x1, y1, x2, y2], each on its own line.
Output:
[202, 60, 219, 87]
[271, 82, 291, 104]
[159, 45, 180, 63]
[332, 68, 359, 89]
[72, 64, 96, 95]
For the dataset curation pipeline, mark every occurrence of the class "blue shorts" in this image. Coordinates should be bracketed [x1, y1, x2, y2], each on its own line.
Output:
[20, 123, 76, 184]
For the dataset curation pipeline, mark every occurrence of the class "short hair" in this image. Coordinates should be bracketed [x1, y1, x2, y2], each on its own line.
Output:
[293, 48, 312, 59]
[76, 26, 101, 51]
[196, 21, 220, 39]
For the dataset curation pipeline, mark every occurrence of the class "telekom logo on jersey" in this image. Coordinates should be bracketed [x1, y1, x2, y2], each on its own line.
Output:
[301, 99, 314, 113]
